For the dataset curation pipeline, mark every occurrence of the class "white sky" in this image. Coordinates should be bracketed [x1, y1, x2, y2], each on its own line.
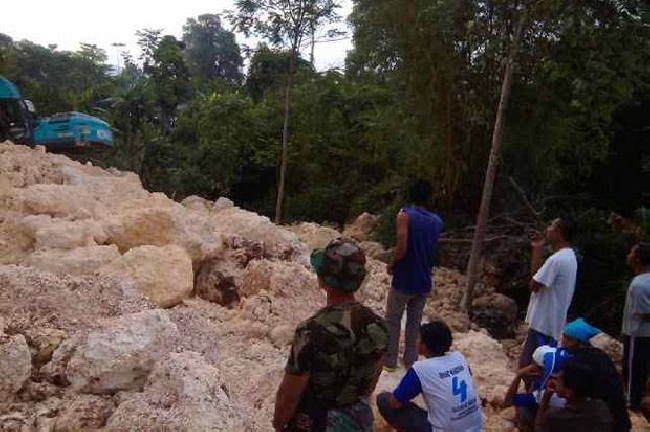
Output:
[2, 0, 354, 71]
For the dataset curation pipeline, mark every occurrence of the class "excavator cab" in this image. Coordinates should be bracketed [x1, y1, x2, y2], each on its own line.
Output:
[0, 77, 34, 145]
[0, 75, 113, 151]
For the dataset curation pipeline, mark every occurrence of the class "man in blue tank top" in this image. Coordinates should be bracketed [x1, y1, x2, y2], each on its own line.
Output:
[385, 181, 444, 370]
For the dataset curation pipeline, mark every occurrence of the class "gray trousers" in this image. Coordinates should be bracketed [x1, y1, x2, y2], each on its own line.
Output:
[385, 287, 428, 368]
[376, 392, 430, 432]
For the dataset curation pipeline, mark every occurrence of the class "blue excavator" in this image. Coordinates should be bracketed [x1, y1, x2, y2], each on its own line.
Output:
[0, 76, 113, 151]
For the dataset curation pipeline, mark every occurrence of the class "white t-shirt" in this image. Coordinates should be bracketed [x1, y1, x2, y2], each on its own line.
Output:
[412, 351, 483, 432]
[622, 273, 650, 337]
[526, 247, 577, 340]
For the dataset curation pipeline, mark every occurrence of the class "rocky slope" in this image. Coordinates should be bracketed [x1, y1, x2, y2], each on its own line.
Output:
[0, 142, 646, 431]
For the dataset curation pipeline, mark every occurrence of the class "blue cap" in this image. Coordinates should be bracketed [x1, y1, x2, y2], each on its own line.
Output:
[563, 318, 601, 343]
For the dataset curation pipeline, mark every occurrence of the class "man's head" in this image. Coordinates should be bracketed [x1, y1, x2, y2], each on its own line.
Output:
[417, 321, 452, 357]
[310, 238, 367, 293]
[408, 180, 432, 207]
[546, 217, 575, 246]
[561, 318, 601, 350]
[627, 242, 650, 273]
[555, 362, 596, 401]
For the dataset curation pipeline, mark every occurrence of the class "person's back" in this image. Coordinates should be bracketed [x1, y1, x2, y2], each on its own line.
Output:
[570, 347, 631, 432]
[413, 351, 482, 432]
[287, 301, 388, 419]
[545, 398, 613, 432]
[392, 207, 443, 294]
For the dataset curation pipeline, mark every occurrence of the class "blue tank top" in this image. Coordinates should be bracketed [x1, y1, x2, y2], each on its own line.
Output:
[392, 207, 443, 294]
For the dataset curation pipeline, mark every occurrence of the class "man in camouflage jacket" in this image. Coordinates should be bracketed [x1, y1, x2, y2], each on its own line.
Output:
[273, 238, 389, 431]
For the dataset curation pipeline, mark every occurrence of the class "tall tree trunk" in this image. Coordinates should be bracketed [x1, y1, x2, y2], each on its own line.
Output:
[310, 21, 316, 69]
[462, 6, 529, 311]
[274, 50, 296, 224]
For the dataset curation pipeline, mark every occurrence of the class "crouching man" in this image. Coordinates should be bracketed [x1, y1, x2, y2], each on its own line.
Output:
[376, 321, 483, 432]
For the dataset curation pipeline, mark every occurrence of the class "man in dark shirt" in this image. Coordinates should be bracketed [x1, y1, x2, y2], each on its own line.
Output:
[385, 181, 443, 371]
[273, 238, 389, 431]
[562, 318, 631, 432]
[536, 362, 612, 432]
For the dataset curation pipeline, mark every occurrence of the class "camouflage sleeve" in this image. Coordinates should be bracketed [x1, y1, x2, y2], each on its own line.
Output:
[285, 322, 313, 376]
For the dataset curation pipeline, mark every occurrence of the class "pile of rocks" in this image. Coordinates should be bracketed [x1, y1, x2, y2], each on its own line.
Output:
[0, 142, 640, 431]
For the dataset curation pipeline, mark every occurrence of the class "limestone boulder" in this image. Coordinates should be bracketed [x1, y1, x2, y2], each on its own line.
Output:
[471, 292, 518, 339]
[240, 259, 322, 333]
[0, 212, 34, 264]
[105, 352, 247, 431]
[101, 245, 193, 308]
[53, 395, 116, 431]
[59, 309, 179, 394]
[287, 222, 341, 250]
[213, 196, 235, 212]
[360, 240, 391, 262]
[210, 207, 308, 261]
[180, 194, 213, 212]
[343, 212, 378, 241]
[24, 327, 68, 367]
[0, 265, 154, 335]
[0, 333, 31, 402]
[25, 216, 108, 250]
[195, 257, 241, 307]
[24, 245, 121, 277]
[590, 332, 623, 364]
[102, 196, 180, 252]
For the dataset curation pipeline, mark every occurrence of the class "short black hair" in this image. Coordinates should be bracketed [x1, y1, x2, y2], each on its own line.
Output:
[561, 361, 595, 398]
[555, 217, 576, 242]
[408, 180, 432, 206]
[635, 242, 650, 266]
[419, 321, 452, 355]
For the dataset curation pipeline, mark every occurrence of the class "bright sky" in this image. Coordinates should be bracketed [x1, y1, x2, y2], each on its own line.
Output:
[2, 0, 354, 71]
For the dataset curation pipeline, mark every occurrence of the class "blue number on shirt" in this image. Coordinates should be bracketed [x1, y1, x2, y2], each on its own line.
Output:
[452, 376, 467, 403]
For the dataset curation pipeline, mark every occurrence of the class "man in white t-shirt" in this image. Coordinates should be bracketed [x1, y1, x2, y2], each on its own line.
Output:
[519, 218, 578, 369]
[376, 321, 483, 432]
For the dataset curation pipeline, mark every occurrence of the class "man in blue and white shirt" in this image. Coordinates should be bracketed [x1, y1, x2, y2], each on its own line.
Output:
[376, 321, 483, 432]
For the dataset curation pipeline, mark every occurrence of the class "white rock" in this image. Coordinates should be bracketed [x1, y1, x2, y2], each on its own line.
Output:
[212, 196, 234, 212]
[287, 222, 341, 250]
[24, 245, 121, 277]
[343, 212, 378, 241]
[53, 395, 115, 431]
[105, 351, 247, 431]
[269, 325, 294, 349]
[27, 217, 107, 250]
[101, 245, 193, 308]
[0, 333, 31, 402]
[64, 309, 179, 394]
[103, 196, 180, 252]
[181, 195, 213, 212]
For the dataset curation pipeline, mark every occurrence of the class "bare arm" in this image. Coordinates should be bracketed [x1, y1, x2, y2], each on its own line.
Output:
[534, 384, 554, 429]
[273, 373, 310, 431]
[503, 374, 524, 409]
[529, 279, 544, 293]
[503, 365, 541, 408]
[388, 211, 409, 275]
[529, 235, 546, 292]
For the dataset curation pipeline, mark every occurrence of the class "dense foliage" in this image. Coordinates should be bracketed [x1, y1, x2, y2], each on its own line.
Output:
[1, 2, 648, 332]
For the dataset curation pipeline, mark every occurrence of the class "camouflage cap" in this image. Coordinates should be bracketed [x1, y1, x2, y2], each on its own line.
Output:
[310, 238, 367, 293]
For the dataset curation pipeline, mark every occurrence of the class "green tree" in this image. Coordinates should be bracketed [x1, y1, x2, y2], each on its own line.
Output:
[230, 0, 343, 223]
[182, 14, 243, 84]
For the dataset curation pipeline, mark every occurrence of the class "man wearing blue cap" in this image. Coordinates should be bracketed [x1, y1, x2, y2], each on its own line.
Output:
[562, 318, 631, 432]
